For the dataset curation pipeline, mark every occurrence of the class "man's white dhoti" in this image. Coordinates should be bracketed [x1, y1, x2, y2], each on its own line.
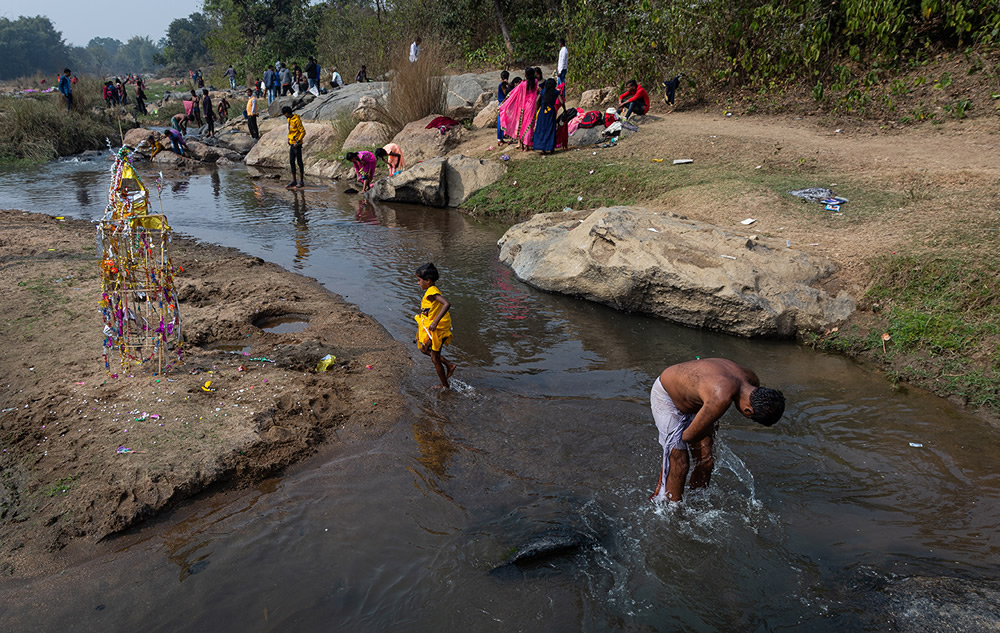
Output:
[651, 376, 694, 500]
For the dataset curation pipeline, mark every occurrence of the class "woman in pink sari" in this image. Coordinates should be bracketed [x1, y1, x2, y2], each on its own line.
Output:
[498, 67, 539, 150]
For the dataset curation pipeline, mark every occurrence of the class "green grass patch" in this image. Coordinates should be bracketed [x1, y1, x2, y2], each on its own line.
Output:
[45, 475, 77, 497]
[867, 252, 1000, 353]
[463, 144, 908, 225]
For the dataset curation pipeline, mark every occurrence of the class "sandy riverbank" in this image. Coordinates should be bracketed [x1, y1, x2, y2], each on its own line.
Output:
[0, 209, 411, 577]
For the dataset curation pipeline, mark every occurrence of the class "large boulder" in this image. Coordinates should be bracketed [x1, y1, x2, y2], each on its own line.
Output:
[568, 126, 605, 147]
[245, 121, 346, 179]
[266, 93, 313, 118]
[368, 157, 447, 207]
[214, 131, 257, 155]
[297, 82, 389, 121]
[389, 114, 465, 163]
[186, 140, 241, 163]
[151, 150, 197, 167]
[497, 206, 855, 337]
[444, 74, 491, 119]
[578, 86, 618, 110]
[473, 101, 498, 129]
[123, 127, 159, 150]
[353, 95, 381, 121]
[343, 121, 393, 150]
[444, 155, 506, 207]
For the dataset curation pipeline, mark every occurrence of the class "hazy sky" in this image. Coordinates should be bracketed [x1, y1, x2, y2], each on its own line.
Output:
[2, 0, 206, 47]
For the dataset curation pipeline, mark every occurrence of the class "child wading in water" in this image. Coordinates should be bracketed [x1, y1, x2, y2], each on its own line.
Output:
[414, 263, 456, 389]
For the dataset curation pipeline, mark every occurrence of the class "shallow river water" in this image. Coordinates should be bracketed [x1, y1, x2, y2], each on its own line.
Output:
[0, 156, 997, 631]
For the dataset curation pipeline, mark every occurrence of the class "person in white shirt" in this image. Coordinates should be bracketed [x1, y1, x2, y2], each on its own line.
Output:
[557, 37, 568, 86]
[409, 37, 422, 63]
[330, 68, 344, 89]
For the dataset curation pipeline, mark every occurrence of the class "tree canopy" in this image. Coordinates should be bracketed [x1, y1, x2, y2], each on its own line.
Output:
[0, 16, 68, 80]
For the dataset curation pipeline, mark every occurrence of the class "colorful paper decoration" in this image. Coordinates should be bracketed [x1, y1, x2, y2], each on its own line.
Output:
[97, 146, 182, 375]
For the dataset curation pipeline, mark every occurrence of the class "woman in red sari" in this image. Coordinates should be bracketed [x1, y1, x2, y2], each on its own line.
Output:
[498, 67, 539, 151]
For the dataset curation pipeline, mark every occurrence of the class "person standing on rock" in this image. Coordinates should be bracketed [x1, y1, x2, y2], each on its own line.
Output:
[245, 88, 259, 139]
[262, 65, 275, 104]
[556, 37, 568, 87]
[279, 65, 293, 96]
[409, 37, 421, 63]
[283, 105, 306, 189]
[59, 68, 72, 111]
[305, 56, 319, 91]
[650, 358, 785, 502]
[201, 89, 215, 138]
[225, 64, 236, 89]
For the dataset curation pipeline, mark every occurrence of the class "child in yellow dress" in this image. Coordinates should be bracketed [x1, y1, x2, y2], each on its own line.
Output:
[414, 263, 456, 389]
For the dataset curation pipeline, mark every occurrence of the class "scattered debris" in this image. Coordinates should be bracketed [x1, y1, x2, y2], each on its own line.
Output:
[673, 159, 693, 165]
[741, 218, 757, 225]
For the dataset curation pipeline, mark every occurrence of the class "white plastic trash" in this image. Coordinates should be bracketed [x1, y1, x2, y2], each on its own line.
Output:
[673, 159, 693, 164]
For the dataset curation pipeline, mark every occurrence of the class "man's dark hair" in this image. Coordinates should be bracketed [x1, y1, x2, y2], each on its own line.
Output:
[626, 79, 638, 89]
[281, 105, 292, 115]
[416, 262, 439, 282]
[64, 68, 71, 74]
[558, 37, 565, 46]
[749, 387, 785, 426]
[202, 88, 208, 95]
[500, 70, 509, 80]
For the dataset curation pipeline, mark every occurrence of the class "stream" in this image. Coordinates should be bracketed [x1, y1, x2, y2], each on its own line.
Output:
[0, 154, 997, 631]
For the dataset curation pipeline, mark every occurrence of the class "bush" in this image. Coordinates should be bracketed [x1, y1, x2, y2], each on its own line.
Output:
[0, 76, 122, 162]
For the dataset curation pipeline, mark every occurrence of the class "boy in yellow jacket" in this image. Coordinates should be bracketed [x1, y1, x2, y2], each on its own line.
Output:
[282, 105, 306, 189]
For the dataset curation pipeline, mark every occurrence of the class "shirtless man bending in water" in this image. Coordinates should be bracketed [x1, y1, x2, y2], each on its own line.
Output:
[650, 358, 785, 502]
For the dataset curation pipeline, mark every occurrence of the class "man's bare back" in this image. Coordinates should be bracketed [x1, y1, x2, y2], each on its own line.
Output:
[659, 359, 760, 445]
[651, 358, 784, 502]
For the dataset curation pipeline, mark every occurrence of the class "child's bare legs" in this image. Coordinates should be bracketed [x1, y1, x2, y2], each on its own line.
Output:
[419, 342, 456, 389]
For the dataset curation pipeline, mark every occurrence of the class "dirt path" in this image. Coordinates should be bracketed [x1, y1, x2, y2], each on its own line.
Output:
[455, 109, 1000, 296]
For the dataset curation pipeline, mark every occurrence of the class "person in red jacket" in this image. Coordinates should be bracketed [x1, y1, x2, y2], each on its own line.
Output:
[619, 79, 650, 119]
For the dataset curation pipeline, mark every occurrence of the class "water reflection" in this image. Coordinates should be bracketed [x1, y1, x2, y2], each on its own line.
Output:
[291, 190, 310, 269]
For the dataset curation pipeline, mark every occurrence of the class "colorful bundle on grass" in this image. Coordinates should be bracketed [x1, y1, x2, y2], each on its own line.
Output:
[97, 146, 182, 376]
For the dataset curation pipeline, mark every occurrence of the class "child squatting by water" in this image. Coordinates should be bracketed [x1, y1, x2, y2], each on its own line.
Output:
[414, 263, 457, 389]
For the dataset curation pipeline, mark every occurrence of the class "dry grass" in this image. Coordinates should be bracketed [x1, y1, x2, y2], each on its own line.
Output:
[361, 40, 447, 139]
[0, 77, 122, 162]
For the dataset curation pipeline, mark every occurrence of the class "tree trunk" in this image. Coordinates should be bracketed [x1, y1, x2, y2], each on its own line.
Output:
[494, 0, 514, 58]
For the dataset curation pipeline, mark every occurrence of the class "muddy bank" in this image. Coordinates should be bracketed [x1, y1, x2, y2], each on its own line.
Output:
[0, 209, 411, 577]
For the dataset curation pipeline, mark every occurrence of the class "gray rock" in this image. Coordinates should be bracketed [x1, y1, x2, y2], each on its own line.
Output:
[389, 114, 465, 164]
[266, 93, 313, 118]
[214, 131, 256, 155]
[472, 101, 498, 129]
[444, 75, 491, 119]
[297, 82, 389, 121]
[343, 121, 393, 150]
[368, 157, 447, 207]
[444, 155, 506, 207]
[352, 95, 381, 122]
[497, 206, 855, 337]
[855, 573, 1000, 633]
[568, 126, 604, 147]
